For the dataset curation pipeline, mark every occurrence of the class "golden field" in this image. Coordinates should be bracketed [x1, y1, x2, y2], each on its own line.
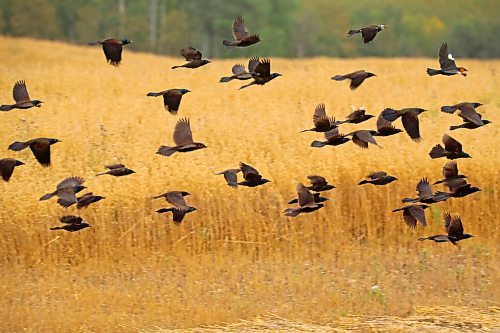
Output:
[0, 37, 498, 332]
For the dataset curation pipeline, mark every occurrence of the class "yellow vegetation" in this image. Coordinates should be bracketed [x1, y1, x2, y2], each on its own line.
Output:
[0, 37, 498, 332]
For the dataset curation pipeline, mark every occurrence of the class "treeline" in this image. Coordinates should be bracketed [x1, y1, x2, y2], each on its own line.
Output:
[1, 0, 498, 58]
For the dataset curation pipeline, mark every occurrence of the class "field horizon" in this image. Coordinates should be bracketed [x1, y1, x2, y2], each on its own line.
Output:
[0, 36, 498, 332]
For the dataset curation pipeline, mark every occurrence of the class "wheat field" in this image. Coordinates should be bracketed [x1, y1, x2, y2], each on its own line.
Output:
[0, 37, 499, 332]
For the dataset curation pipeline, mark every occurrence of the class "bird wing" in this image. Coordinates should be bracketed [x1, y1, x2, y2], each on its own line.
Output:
[296, 183, 315, 207]
[345, 109, 364, 121]
[401, 112, 421, 141]
[102, 40, 123, 64]
[254, 58, 271, 78]
[351, 130, 378, 148]
[313, 103, 327, 123]
[307, 175, 327, 187]
[181, 47, 202, 61]
[248, 57, 260, 73]
[438, 43, 457, 70]
[409, 205, 426, 227]
[443, 161, 458, 179]
[445, 178, 468, 192]
[442, 134, 462, 153]
[173, 118, 194, 145]
[416, 178, 433, 198]
[13, 80, 30, 103]
[164, 90, 183, 113]
[324, 128, 341, 140]
[224, 169, 239, 188]
[368, 171, 387, 179]
[459, 105, 483, 126]
[60, 215, 83, 224]
[232, 64, 246, 75]
[106, 163, 126, 170]
[0, 159, 16, 181]
[361, 26, 378, 43]
[172, 209, 188, 223]
[443, 212, 452, 233]
[239, 162, 262, 181]
[29, 140, 51, 166]
[349, 73, 367, 90]
[232, 16, 249, 40]
[57, 176, 85, 190]
[447, 216, 464, 238]
[402, 209, 418, 229]
[166, 192, 189, 211]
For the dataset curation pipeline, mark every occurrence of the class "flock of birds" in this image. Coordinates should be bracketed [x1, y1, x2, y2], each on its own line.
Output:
[0, 16, 490, 244]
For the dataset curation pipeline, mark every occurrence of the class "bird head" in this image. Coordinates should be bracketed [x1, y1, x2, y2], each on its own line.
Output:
[262, 179, 271, 184]
[201, 60, 211, 66]
[472, 102, 483, 108]
[461, 152, 472, 158]
[459, 67, 468, 76]
[32, 100, 44, 107]
[75, 185, 87, 193]
[367, 72, 377, 78]
[482, 120, 491, 125]
[389, 176, 398, 181]
[196, 143, 207, 149]
[379, 25, 388, 30]
[15, 160, 25, 166]
[49, 138, 61, 145]
[121, 39, 133, 45]
[415, 108, 427, 114]
[271, 73, 283, 79]
[180, 89, 191, 95]
[462, 234, 474, 240]
[180, 191, 191, 197]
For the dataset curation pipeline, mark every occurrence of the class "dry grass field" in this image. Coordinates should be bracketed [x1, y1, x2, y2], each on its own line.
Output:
[0, 37, 498, 332]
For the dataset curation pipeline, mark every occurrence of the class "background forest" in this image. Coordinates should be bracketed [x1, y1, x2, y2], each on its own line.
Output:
[1, 0, 499, 58]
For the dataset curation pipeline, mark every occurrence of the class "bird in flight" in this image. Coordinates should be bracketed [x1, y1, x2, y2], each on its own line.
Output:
[88, 38, 132, 66]
[347, 25, 388, 43]
[427, 43, 467, 76]
[0, 80, 43, 111]
[223, 16, 260, 48]
[172, 47, 210, 69]
[157, 118, 207, 157]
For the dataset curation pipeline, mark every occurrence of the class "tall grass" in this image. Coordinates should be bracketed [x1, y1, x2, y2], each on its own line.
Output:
[0, 37, 498, 332]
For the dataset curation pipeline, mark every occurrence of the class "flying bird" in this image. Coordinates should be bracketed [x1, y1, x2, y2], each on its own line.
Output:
[0, 80, 43, 111]
[50, 215, 90, 232]
[305, 175, 336, 192]
[96, 163, 135, 176]
[215, 169, 241, 188]
[392, 204, 429, 229]
[439, 178, 481, 198]
[427, 43, 467, 76]
[222, 16, 260, 48]
[172, 47, 210, 69]
[433, 161, 467, 186]
[418, 212, 473, 244]
[8, 138, 60, 166]
[284, 183, 325, 217]
[402, 178, 450, 204]
[374, 113, 403, 137]
[345, 130, 379, 149]
[219, 62, 254, 83]
[40, 176, 86, 207]
[156, 207, 197, 224]
[347, 25, 387, 43]
[441, 103, 484, 127]
[441, 102, 482, 114]
[288, 192, 328, 205]
[358, 172, 397, 186]
[300, 104, 339, 133]
[88, 38, 132, 66]
[0, 158, 24, 182]
[239, 57, 282, 90]
[146, 88, 190, 115]
[152, 191, 191, 211]
[429, 134, 471, 160]
[337, 107, 375, 124]
[381, 108, 426, 141]
[331, 70, 376, 90]
[157, 118, 207, 157]
[238, 162, 270, 187]
[310, 128, 350, 148]
[75, 193, 105, 209]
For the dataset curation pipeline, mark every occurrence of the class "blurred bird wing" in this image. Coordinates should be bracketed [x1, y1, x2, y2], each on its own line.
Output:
[13, 80, 30, 103]
[57, 188, 78, 203]
[442, 134, 462, 153]
[376, 113, 395, 130]
[232, 16, 249, 40]
[239, 162, 262, 181]
[443, 161, 458, 179]
[106, 163, 126, 170]
[445, 178, 467, 191]
[439, 43, 457, 70]
[368, 171, 387, 179]
[181, 46, 202, 61]
[443, 212, 452, 232]
[60, 215, 82, 224]
[307, 175, 327, 187]
[102, 40, 123, 62]
[459, 106, 483, 126]
[401, 112, 421, 141]
[296, 183, 315, 207]
[324, 128, 340, 140]
[361, 27, 378, 42]
[166, 192, 189, 210]
[314, 116, 332, 130]
[172, 209, 188, 223]
[223, 169, 239, 187]
[402, 208, 418, 229]
[313, 103, 327, 123]
[416, 178, 433, 198]
[248, 57, 260, 73]
[409, 205, 426, 227]
[57, 176, 85, 190]
[447, 216, 464, 238]
[164, 90, 183, 113]
[173, 118, 194, 145]
[254, 58, 271, 77]
[352, 130, 378, 148]
[232, 64, 246, 75]
[29, 140, 51, 165]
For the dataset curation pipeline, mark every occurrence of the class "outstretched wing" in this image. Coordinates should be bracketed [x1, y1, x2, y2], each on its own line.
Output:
[232, 64, 246, 74]
[443, 161, 458, 179]
[173, 118, 194, 145]
[57, 176, 85, 190]
[239, 162, 262, 181]
[181, 47, 202, 61]
[439, 43, 457, 70]
[416, 178, 433, 198]
[442, 134, 462, 153]
[296, 183, 315, 207]
[232, 16, 249, 41]
[447, 215, 464, 238]
[13, 80, 30, 103]
[254, 58, 271, 78]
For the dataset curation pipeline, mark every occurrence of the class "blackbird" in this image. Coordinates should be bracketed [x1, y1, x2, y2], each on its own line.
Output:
[441, 103, 484, 127]
[0, 158, 24, 181]
[88, 38, 132, 66]
[239, 57, 282, 90]
[147, 88, 190, 115]
[305, 175, 336, 192]
[392, 204, 429, 229]
[96, 163, 135, 176]
[222, 16, 260, 48]
[441, 102, 482, 114]
[337, 107, 374, 124]
[172, 47, 210, 69]
[75, 193, 105, 209]
[347, 25, 387, 43]
[402, 178, 449, 204]
[311, 128, 350, 148]
[433, 161, 467, 185]
[381, 108, 426, 141]
[429, 134, 471, 160]
[284, 183, 325, 217]
[0, 81, 43, 111]
[152, 191, 191, 211]
[345, 130, 379, 149]
[300, 104, 339, 133]
[220, 62, 255, 83]
[215, 169, 241, 188]
[358, 172, 397, 185]
[157, 118, 207, 157]
[8, 138, 60, 166]
[238, 162, 270, 187]
[331, 70, 376, 90]
[288, 192, 328, 205]
[50, 215, 90, 232]
[427, 43, 467, 76]
[418, 212, 473, 244]
[374, 113, 403, 137]
[156, 207, 196, 224]
[40, 176, 86, 207]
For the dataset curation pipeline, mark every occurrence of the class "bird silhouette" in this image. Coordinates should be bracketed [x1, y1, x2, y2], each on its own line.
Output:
[300, 104, 339, 133]
[238, 162, 270, 187]
[347, 25, 387, 43]
[427, 43, 467, 76]
[284, 183, 325, 217]
[429, 134, 471, 160]
[0, 81, 43, 111]
[8, 138, 60, 166]
[358, 172, 397, 185]
[393, 204, 429, 229]
[239, 57, 282, 90]
[172, 47, 210, 69]
[381, 108, 426, 141]
[331, 70, 376, 90]
[88, 38, 132, 66]
[215, 169, 241, 188]
[40, 176, 86, 207]
[147, 89, 190, 115]
[157, 118, 207, 157]
[96, 163, 135, 176]
[50, 215, 90, 232]
[0, 158, 24, 182]
[418, 212, 473, 244]
[220, 61, 255, 83]
[222, 16, 260, 48]
[311, 128, 350, 148]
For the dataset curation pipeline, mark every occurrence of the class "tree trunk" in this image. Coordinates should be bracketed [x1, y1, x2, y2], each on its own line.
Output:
[149, 0, 159, 52]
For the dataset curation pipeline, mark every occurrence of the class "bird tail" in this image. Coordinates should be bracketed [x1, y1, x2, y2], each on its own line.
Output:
[88, 41, 101, 45]
[146, 92, 162, 97]
[358, 180, 369, 185]
[219, 76, 233, 83]
[426, 68, 441, 76]
[347, 29, 361, 37]
[222, 40, 234, 48]
[331, 75, 346, 81]
[284, 208, 301, 217]
[156, 208, 173, 214]
[171, 65, 181, 69]
[310, 141, 326, 148]
[417, 237, 430, 241]
[238, 82, 255, 90]
[8, 141, 28, 151]
[95, 172, 108, 176]
[156, 145, 177, 157]
[39, 192, 56, 201]
[402, 197, 418, 203]
[429, 144, 446, 159]
[0, 104, 14, 111]
[440, 105, 457, 114]
[50, 226, 65, 231]
[449, 125, 461, 131]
